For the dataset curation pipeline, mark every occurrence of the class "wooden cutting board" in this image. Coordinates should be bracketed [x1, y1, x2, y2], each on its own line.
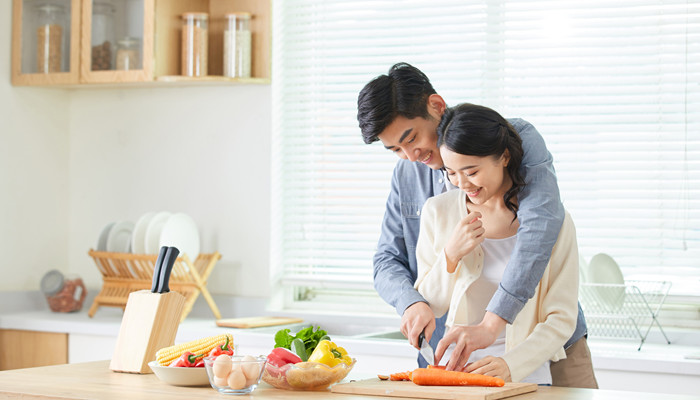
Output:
[331, 378, 537, 400]
[215, 316, 303, 329]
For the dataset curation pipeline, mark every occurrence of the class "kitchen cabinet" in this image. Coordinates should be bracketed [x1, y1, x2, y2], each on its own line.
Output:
[0, 329, 68, 370]
[11, 0, 270, 87]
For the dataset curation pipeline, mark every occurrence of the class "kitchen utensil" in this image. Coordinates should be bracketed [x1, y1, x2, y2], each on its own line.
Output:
[110, 245, 185, 373]
[40, 270, 87, 313]
[151, 246, 168, 293]
[215, 316, 304, 329]
[97, 222, 115, 251]
[144, 211, 171, 254]
[159, 212, 200, 262]
[157, 246, 179, 293]
[586, 253, 626, 310]
[331, 378, 537, 400]
[106, 220, 135, 253]
[132, 212, 157, 254]
[419, 330, 435, 366]
[148, 361, 209, 386]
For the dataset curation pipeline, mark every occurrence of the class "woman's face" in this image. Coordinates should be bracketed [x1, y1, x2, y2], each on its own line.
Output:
[440, 146, 511, 205]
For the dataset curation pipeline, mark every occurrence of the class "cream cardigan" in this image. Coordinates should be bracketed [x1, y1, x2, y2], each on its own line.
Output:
[414, 189, 579, 383]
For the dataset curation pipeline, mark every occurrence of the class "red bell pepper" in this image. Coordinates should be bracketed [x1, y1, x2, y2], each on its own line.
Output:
[266, 347, 302, 368]
[208, 335, 234, 358]
[169, 351, 205, 367]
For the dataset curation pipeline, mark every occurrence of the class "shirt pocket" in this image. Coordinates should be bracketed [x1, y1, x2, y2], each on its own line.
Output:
[401, 202, 422, 252]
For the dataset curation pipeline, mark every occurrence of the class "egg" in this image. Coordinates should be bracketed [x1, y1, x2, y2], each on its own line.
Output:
[241, 355, 260, 380]
[227, 367, 247, 390]
[214, 375, 228, 387]
[213, 354, 232, 378]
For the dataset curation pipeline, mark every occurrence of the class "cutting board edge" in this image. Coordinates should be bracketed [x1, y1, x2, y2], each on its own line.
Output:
[215, 317, 304, 329]
[331, 379, 537, 400]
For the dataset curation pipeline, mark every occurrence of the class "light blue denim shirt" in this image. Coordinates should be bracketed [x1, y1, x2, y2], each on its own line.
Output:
[373, 118, 587, 354]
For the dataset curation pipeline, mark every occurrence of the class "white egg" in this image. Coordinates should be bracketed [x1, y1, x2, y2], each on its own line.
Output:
[227, 367, 247, 390]
[214, 375, 228, 387]
[213, 354, 232, 378]
[241, 355, 260, 380]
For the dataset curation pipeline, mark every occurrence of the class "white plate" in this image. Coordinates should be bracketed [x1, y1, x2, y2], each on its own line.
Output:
[131, 212, 157, 254]
[148, 361, 209, 387]
[106, 221, 135, 253]
[579, 255, 588, 283]
[144, 212, 172, 255]
[97, 222, 115, 251]
[159, 213, 200, 261]
[586, 253, 625, 309]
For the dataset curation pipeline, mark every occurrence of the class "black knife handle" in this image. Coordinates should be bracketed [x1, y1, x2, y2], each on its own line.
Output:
[151, 246, 169, 293]
[158, 246, 180, 293]
[418, 330, 426, 347]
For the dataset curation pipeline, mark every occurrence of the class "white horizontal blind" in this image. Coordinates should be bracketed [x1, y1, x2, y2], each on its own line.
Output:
[271, 0, 700, 310]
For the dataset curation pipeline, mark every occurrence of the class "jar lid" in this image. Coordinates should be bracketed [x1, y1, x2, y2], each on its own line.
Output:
[225, 12, 252, 19]
[40, 270, 64, 297]
[182, 12, 209, 20]
[36, 3, 65, 12]
[118, 36, 140, 46]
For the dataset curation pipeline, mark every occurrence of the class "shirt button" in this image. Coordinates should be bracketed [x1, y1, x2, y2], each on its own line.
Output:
[416, 210, 421, 216]
[439, 178, 443, 183]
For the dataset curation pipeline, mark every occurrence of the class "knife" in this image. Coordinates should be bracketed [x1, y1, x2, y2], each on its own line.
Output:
[151, 246, 168, 293]
[418, 330, 435, 366]
[157, 246, 180, 293]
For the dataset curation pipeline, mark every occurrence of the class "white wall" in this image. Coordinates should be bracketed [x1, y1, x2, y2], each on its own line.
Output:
[1, 0, 273, 298]
[0, 0, 71, 291]
[68, 86, 272, 298]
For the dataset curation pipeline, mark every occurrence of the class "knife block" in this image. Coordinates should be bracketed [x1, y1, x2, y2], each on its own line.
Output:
[110, 290, 185, 374]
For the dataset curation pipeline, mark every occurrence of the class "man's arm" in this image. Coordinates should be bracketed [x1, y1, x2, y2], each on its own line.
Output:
[486, 119, 565, 323]
[374, 162, 435, 347]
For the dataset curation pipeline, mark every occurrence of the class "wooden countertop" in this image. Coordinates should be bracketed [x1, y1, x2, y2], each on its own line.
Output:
[0, 361, 698, 400]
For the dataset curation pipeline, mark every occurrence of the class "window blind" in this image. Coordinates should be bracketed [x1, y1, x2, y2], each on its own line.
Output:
[271, 0, 700, 311]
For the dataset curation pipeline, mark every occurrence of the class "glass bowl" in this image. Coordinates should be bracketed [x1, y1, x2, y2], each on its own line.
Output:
[261, 359, 356, 390]
[204, 355, 267, 395]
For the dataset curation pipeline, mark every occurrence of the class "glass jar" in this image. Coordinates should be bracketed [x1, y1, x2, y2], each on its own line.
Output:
[40, 270, 87, 313]
[181, 12, 208, 77]
[223, 12, 252, 78]
[116, 37, 141, 70]
[35, 3, 67, 73]
[91, 2, 116, 71]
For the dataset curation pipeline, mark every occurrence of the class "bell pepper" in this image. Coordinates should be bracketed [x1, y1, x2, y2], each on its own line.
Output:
[209, 336, 234, 358]
[307, 340, 352, 367]
[267, 347, 303, 368]
[169, 351, 205, 367]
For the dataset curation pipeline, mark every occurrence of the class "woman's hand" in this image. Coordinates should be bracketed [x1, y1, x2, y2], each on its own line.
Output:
[444, 211, 484, 273]
[464, 356, 512, 382]
[434, 312, 507, 371]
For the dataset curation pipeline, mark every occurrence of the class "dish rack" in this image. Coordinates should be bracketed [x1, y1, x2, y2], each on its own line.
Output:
[87, 250, 222, 322]
[579, 280, 672, 350]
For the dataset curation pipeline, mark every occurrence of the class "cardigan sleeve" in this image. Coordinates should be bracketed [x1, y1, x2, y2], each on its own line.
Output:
[501, 212, 580, 383]
[414, 197, 466, 320]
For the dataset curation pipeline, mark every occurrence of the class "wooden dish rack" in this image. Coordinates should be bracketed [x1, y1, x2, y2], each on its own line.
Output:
[87, 250, 222, 322]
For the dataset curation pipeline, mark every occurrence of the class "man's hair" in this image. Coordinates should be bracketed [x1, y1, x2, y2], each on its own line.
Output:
[357, 62, 437, 144]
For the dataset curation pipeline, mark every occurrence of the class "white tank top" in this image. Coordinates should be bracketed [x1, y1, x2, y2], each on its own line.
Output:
[444, 235, 552, 385]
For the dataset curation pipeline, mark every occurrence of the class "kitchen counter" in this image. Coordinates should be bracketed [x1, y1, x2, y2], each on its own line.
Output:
[1, 361, 699, 400]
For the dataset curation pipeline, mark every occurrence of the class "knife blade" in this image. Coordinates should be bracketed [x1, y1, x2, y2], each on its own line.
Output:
[418, 330, 435, 366]
[151, 246, 168, 293]
[157, 246, 180, 293]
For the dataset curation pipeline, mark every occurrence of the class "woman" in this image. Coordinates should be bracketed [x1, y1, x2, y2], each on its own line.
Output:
[414, 103, 579, 384]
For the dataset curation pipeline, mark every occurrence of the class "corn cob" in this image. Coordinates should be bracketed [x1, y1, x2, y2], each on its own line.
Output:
[156, 333, 234, 366]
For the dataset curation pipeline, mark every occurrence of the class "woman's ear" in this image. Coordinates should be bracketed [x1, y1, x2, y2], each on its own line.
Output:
[427, 94, 446, 119]
[502, 149, 511, 166]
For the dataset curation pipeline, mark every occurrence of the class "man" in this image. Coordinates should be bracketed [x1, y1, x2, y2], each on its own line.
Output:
[357, 62, 597, 388]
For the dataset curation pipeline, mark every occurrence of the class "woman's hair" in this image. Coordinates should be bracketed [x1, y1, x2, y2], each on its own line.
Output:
[437, 103, 524, 218]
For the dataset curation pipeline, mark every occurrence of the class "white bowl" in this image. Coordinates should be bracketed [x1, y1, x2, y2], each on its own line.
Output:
[148, 361, 209, 387]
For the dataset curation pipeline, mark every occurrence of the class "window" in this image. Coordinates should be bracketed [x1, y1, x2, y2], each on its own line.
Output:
[271, 0, 700, 315]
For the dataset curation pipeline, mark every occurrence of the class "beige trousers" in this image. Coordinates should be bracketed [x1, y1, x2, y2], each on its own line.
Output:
[550, 336, 599, 388]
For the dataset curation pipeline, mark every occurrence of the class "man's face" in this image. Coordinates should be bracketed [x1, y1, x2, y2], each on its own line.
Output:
[376, 96, 446, 170]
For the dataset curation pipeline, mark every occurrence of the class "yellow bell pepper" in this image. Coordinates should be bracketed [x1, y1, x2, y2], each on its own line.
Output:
[308, 340, 352, 367]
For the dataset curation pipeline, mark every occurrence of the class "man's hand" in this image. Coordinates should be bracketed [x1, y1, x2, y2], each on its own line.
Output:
[464, 356, 511, 381]
[401, 302, 436, 349]
[444, 211, 484, 273]
[434, 312, 507, 370]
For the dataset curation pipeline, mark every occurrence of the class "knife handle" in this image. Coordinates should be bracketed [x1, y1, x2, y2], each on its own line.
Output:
[158, 246, 180, 293]
[151, 246, 168, 293]
[419, 331, 426, 347]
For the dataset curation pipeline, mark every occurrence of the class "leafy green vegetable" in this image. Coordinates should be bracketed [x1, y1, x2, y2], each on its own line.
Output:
[274, 325, 329, 357]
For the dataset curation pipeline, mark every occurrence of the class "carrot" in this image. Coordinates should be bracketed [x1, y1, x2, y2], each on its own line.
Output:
[410, 368, 505, 387]
[427, 365, 446, 369]
[377, 374, 389, 380]
[389, 371, 412, 381]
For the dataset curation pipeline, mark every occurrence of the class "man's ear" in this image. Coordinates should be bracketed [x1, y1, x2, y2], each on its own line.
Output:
[427, 94, 446, 119]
